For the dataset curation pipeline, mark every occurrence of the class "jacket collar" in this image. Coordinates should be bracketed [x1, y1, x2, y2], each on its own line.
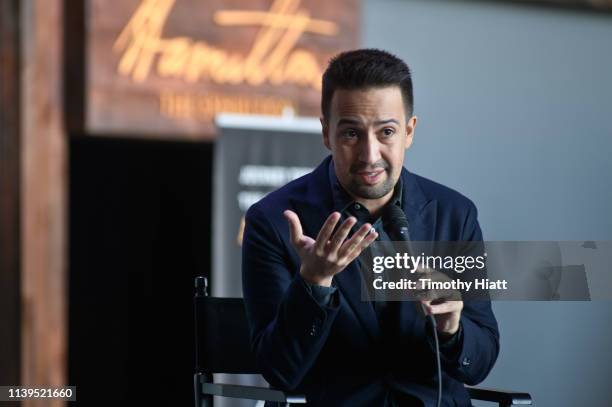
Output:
[289, 155, 436, 340]
[291, 155, 434, 236]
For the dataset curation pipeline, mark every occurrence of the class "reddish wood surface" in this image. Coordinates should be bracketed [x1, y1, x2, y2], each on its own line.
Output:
[81, 0, 360, 139]
[21, 0, 68, 406]
[0, 0, 22, 399]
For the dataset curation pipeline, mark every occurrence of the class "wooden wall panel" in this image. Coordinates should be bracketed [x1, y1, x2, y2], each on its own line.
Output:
[0, 0, 22, 397]
[76, 0, 360, 139]
[20, 0, 68, 406]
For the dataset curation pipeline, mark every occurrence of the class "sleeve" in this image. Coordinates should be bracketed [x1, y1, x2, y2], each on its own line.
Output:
[427, 202, 500, 386]
[302, 276, 338, 306]
[241, 204, 341, 390]
[426, 319, 464, 359]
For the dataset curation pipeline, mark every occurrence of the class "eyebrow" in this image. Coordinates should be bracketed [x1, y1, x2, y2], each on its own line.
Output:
[336, 118, 400, 127]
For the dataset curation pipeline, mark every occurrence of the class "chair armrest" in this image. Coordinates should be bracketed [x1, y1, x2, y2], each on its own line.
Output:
[467, 386, 532, 406]
[200, 382, 306, 404]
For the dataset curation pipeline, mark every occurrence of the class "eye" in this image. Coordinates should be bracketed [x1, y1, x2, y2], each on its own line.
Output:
[382, 128, 395, 137]
[342, 129, 358, 139]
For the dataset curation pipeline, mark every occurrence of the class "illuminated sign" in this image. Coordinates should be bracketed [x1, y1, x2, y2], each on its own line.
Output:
[83, 0, 359, 139]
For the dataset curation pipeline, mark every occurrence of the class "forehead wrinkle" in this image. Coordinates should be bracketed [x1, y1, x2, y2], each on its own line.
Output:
[336, 117, 400, 128]
[331, 89, 405, 128]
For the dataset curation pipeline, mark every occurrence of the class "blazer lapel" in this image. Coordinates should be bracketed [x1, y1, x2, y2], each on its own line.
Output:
[334, 263, 381, 340]
[398, 170, 438, 334]
[288, 163, 441, 343]
[401, 169, 437, 243]
[290, 156, 381, 341]
[291, 198, 382, 341]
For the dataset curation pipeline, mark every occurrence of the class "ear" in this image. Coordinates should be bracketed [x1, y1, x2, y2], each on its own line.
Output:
[321, 117, 331, 150]
[404, 115, 417, 150]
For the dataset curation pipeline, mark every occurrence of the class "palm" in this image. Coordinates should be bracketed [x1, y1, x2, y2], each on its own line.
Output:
[283, 210, 378, 284]
[299, 237, 343, 275]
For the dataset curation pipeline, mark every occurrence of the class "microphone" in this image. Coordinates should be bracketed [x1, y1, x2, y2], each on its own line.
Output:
[382, 205, 410, 241]
[382, 205, 442, 407]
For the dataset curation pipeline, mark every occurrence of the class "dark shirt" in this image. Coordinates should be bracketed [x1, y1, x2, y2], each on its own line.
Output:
[300, 160, 462, 353]
[300, 160, 402, 304]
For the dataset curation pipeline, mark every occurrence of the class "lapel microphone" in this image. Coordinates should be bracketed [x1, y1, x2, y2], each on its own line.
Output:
[381, 204, 443, 407]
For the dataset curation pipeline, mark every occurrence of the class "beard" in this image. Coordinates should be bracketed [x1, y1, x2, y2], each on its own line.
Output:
[346, 160, 396, 199]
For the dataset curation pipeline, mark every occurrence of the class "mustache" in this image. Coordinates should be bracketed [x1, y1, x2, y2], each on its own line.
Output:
[350, 160, 389, 173]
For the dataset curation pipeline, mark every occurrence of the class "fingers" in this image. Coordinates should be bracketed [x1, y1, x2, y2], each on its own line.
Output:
[314, 212, 341, 253]
[339, 223, 378, 260]
[420, 299, 463, 315]
[285, 210, 379, 274]
[418, 299, 462, 337]
[414, 290, 439, 303]
[415, 287, 462, 303]
[327, 216, 357, 253]
[283, 210, 304, 246]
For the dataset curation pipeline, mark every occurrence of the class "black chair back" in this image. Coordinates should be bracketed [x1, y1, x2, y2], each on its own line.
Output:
[194, 278, 258, 374]
[193, 276, 530, 407]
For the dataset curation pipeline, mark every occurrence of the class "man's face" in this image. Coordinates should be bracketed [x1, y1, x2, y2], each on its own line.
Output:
[322, 86, 417, 203]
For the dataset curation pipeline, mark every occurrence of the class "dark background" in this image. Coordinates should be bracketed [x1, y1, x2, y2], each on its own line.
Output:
[69, 137, 213, 406]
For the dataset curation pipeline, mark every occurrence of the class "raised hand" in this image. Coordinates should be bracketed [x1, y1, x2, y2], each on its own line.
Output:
[284, 210, 379, 287]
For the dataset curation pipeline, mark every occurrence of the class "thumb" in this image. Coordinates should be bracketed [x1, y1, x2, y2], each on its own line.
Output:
[283, 210, 304, 246]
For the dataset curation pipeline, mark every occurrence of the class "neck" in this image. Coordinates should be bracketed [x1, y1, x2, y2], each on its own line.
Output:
[353, 190, 394, 219]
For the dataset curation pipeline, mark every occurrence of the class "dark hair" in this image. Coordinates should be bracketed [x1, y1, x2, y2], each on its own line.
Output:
[321, 48, 414, 122]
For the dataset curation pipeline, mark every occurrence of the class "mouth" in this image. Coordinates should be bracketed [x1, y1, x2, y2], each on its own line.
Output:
[356, 169, 385, 185]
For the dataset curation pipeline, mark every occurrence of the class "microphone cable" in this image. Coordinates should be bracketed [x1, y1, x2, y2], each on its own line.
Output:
[383, 205, 443, 407]
[423, 305, 442, 407]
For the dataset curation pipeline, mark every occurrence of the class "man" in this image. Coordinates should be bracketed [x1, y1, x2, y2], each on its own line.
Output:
[242, 49, 499, 406]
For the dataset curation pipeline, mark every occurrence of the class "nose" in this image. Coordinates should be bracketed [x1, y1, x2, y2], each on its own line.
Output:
[358, 131, 382, 165]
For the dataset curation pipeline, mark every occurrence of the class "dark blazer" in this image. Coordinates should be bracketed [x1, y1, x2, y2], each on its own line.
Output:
[242, 156, 499, 406]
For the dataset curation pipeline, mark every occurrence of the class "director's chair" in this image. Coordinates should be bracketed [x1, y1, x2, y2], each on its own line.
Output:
[193, 276, 532, 406]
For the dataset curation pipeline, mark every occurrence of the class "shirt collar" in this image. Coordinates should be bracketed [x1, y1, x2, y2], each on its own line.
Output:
[328, 158, 403, 219]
